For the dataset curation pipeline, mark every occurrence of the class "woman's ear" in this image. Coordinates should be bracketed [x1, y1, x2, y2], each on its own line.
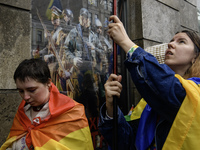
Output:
[47, 78, 52, 91]
[191, 51, 199, 65]
[47, 78, 51, 87]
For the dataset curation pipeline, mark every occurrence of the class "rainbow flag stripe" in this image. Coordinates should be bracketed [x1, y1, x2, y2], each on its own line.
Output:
[1, 83, 93, 150]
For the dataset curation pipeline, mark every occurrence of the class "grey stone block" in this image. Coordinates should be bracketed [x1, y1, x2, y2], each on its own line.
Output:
[142, 0, 180, 43]
[128, 0, 143, 40]
[0, 0, 31, 10]
[157, 0, 180, 10]
[180, 0, 199, 31]
[0, 91, 21, 146]
[186, 0, 197, 6]
[0, 5, 31, 89]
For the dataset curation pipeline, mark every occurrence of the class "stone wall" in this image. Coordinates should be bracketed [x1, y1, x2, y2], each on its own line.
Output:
[0, 91, 21, 146]
[197, 0, 200, 32]
[128, 0, 199, 48]
[126, 0, 198, 106]
[0, 0, 31, 146]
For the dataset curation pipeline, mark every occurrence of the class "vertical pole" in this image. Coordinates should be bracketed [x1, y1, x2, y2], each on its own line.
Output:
[113, 0, 118, 150]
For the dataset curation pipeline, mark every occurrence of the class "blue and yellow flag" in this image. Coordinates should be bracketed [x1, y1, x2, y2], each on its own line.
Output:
[163, 74, 200, 150]
[125, 74, 200, 150]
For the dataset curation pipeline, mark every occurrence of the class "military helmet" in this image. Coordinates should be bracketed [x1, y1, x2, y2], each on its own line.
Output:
[63, 9, 73, 20]
[80, 8, 89, 18]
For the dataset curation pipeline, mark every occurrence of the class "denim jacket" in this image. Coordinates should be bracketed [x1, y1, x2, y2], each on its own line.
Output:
[98, 47, 200, 150]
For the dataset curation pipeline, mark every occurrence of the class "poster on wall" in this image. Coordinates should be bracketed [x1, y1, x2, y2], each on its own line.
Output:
[31, 0, 115, 149]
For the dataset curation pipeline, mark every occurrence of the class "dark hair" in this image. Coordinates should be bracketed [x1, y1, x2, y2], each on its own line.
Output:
[177, 30, 200, 78]
[14, 58, 51, 83]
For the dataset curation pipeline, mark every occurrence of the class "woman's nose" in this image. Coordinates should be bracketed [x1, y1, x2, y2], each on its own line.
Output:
[23, 92, 30, 101]
[168, 42, 175, 49]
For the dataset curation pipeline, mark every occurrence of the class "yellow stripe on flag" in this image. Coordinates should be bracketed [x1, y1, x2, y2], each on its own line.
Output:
[60, 126, 93, 150]
[0, 136, 17, 150]
[130, 98, 147, 120]
[163, 74, 200, 150]
[35, 126, 93, 150]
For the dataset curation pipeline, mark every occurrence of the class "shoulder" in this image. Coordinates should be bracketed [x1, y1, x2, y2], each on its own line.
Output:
[188, 77, 200, 85]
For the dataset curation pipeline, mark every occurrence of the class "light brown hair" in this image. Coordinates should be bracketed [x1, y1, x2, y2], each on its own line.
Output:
[178, 30, 200, 79]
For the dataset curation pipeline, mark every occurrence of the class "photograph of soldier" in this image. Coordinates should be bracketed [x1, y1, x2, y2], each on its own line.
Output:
[62, 8, 74, 26]
[34, 0, 115, 120]
[43, 2, 73, 98]
[90, 18, 113, 107]
[33, 0, 114, 149]
[34, 0, 115, 118]
[63, 8, 99, 118]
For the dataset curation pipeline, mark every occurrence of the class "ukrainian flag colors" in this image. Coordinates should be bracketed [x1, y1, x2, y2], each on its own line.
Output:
[163, 74, 200, 150]
[125, 74, 200, 149]
[0, 83, 93, 150]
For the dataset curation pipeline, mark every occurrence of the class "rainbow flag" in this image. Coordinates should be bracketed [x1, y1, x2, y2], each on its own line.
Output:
[0, 83, 93, 150]
[124, 99, 147, 122]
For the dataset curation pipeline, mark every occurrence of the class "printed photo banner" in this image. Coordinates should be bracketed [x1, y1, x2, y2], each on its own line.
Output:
[31, 0, 115, 149]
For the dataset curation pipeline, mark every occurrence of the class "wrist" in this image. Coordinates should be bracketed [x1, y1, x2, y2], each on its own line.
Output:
[106, 102, 113, 117]
[126, 45, 139, 58]
[106, 102, 113, 109]
[119, 39, 136, 53]
[105, 110, 113, 119]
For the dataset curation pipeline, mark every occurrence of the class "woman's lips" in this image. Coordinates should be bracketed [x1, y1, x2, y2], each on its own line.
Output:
[165, 50, 173, 56]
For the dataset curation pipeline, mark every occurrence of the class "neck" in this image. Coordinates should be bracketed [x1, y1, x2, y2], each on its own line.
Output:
[169, 64, 191, 77]
[32, 100, 49, 112]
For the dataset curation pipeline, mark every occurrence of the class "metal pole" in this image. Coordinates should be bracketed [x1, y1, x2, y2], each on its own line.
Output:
[113, 0, 118, 149]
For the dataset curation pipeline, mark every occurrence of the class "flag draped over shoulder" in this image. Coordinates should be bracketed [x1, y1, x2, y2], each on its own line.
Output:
[163, 74, 200, 150]
[125, 74, 200, 150]
[0, 83, 93, 150]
